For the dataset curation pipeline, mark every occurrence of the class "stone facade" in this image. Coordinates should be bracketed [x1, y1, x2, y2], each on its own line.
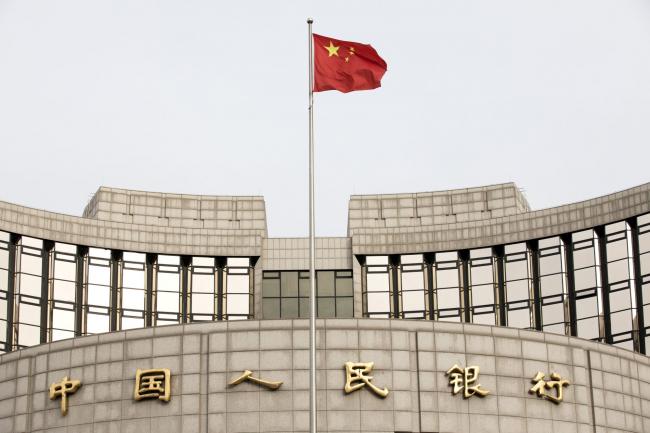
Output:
[0, 319, 649, 433]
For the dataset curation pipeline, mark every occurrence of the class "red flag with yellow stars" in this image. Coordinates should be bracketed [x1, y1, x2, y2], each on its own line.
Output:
[313, 34, 387, 93]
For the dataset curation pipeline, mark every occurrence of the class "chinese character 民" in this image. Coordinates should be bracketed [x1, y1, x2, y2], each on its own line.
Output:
[344, 361, 389, 398]
[529, 371, 570, 404]
[228, 370, 283, 390]
[446, 364, 490, 398]
[49, 376, 82, 416]
[134, 368, 171, 402]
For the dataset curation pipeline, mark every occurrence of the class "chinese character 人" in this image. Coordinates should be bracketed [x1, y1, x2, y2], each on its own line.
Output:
[344, 361, 389, 398]
[446, 364, 490, 398]
[228, 370, 283, 390]
[529, 372, 570, 404]
[134, 368, 171, 402]
[49, 376, 82, 416]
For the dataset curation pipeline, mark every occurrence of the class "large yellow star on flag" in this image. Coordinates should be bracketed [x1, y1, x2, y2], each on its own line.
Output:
[324, 41, 340, 57]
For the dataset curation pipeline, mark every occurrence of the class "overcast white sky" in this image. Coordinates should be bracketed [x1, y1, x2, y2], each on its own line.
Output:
[1, 1, 649, 237]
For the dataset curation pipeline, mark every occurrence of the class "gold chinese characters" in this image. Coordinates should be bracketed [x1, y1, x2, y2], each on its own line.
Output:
[49, 376, 81, 416]
[134, 368, 171, 402]
[446, 365, 490, 398]
[228, 370, 283, 390]
[529, 372, 570, 404]
[344, 361, 389, 398]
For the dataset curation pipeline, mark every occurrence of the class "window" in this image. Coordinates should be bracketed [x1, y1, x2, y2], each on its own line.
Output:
[189, 257, 216, 322]
[572, 230, 603, 342]
[538, 237, 568, 335]
[224, 257, 252, 320]
[155, 255, 181, 326]
[469, 248, 496, 325]
[433, 251, 462, 322]
[262, 270, 353, 319]
[49, 242, 77, 341]
[604, 222, 637, 350]
[120, 252, 146, 330]
[363, 256, 391, 318]
[85, 247, 111, 335]
[15, 237, 44, 348]
[504, 243, 533, 329]
[399, 254, 427, 319]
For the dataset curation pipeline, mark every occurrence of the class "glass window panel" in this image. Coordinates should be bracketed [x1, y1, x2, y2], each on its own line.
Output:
[318, 298, 335, 318]
[281, 298, 299, 318]
[86, 313, 109, 335]
[263, 298, 280, 319]
[192, 293, 214, 315]
[336, 298, 353, 318]
[281, 272, 299, 297]
[226, 293, 249, 317]
[336, 274, 353, 296]
[18, 323, 40, 347]
[402, 269, 424, 291]
[318, 271, 335, 296]
[472, 284, 494, 306]
[402, 254, 423, 264]
[402, 290, 424, 312]
[607, 260, 629, 283]
[366, 272, 389, 292]
[437, 288, 460, 310]
[507, 307, 531, 328]
[227, 257, 249, 267]
[367, 292, 390, 314]
[262, 276, 280, 297]
[540, 275, 564, 296]
[157, 291, 179, 314]
[227, 274, 249, 294]
[506, 279, 530, 301]
[366, 256, 388, 265]
[610, 310, 633, 334]
[576, 317, 600, 340]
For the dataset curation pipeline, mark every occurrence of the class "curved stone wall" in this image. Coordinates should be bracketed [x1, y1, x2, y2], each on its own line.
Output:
[0, 319, 648, 433]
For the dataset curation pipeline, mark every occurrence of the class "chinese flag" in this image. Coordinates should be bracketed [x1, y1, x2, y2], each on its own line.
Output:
[313, 34, 387, 93]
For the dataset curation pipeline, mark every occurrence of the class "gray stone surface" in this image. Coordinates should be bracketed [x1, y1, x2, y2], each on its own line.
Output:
[0, 319, 648, 433]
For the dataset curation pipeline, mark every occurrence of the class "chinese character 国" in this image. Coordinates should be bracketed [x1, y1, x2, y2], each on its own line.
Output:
[343, 361, 389, 398]
[49, 376, 82, 416]
[134, 368, 171, 402]
[529, 371, 570, 404]
[228, 370, 283, 390]
[446, 364, 490, 398]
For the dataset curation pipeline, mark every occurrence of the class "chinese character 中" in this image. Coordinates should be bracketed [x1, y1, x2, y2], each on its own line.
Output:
[228, 370, 283, 390]
[49, 376, 82, 416]
[344, 361, 389, 398]
[134, 368, 171, 402]
[446, 364, 490, 398]
[529, 371, 570, 404]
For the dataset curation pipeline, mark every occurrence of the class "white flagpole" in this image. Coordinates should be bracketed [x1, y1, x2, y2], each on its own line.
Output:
[307, 17, 317, 433]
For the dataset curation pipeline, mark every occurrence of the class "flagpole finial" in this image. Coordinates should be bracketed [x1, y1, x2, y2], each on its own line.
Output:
[307, 18, 313, 23]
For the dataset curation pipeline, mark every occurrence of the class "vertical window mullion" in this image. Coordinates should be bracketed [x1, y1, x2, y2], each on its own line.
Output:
[180, 256, 190, 323]
[75, 246, 87, 336]
[216, 257, 226, 321]
[595, 226, 612, 344]
[110, 250, 122, 331]
[561, 234, 578, 337]
[424, 253, 435, 320]
[628, 218, 645, 354]
[460, 250, 470, 323]
[6, 234, 19, 351]
[389, 255, 400, 318]
[145, 254, 155, 327]
[40, 240, 53, 344]
[528, 240, 542, 331]
[494, 246, 506, 327]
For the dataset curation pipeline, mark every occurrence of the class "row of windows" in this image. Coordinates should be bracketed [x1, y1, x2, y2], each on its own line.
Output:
[262, 270, 353, 319]
[0, 232, 254, 351]
[361, 215, 650, 353]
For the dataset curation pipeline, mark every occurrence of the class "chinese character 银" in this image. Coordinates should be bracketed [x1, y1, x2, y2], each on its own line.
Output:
[134, 368, 171, 402]
[446, 364, 489, 398]
[529, 371, 570, 404]
[344, 361, 389, 398]
[49, 376, 82, 416]
[228, 370, 283, 390]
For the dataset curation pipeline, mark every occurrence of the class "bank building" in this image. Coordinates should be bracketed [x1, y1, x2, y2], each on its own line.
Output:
[0, 181, 649, 433]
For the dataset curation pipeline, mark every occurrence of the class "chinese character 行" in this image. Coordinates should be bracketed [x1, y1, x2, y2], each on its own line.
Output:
[228, 370, 283, 390]
[529, 371, 570, 404]
[134, 368, 171, 402]
[49, 376, 82, 416]
[446, 364, 490, 398]
[344, 361, 389, 398]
